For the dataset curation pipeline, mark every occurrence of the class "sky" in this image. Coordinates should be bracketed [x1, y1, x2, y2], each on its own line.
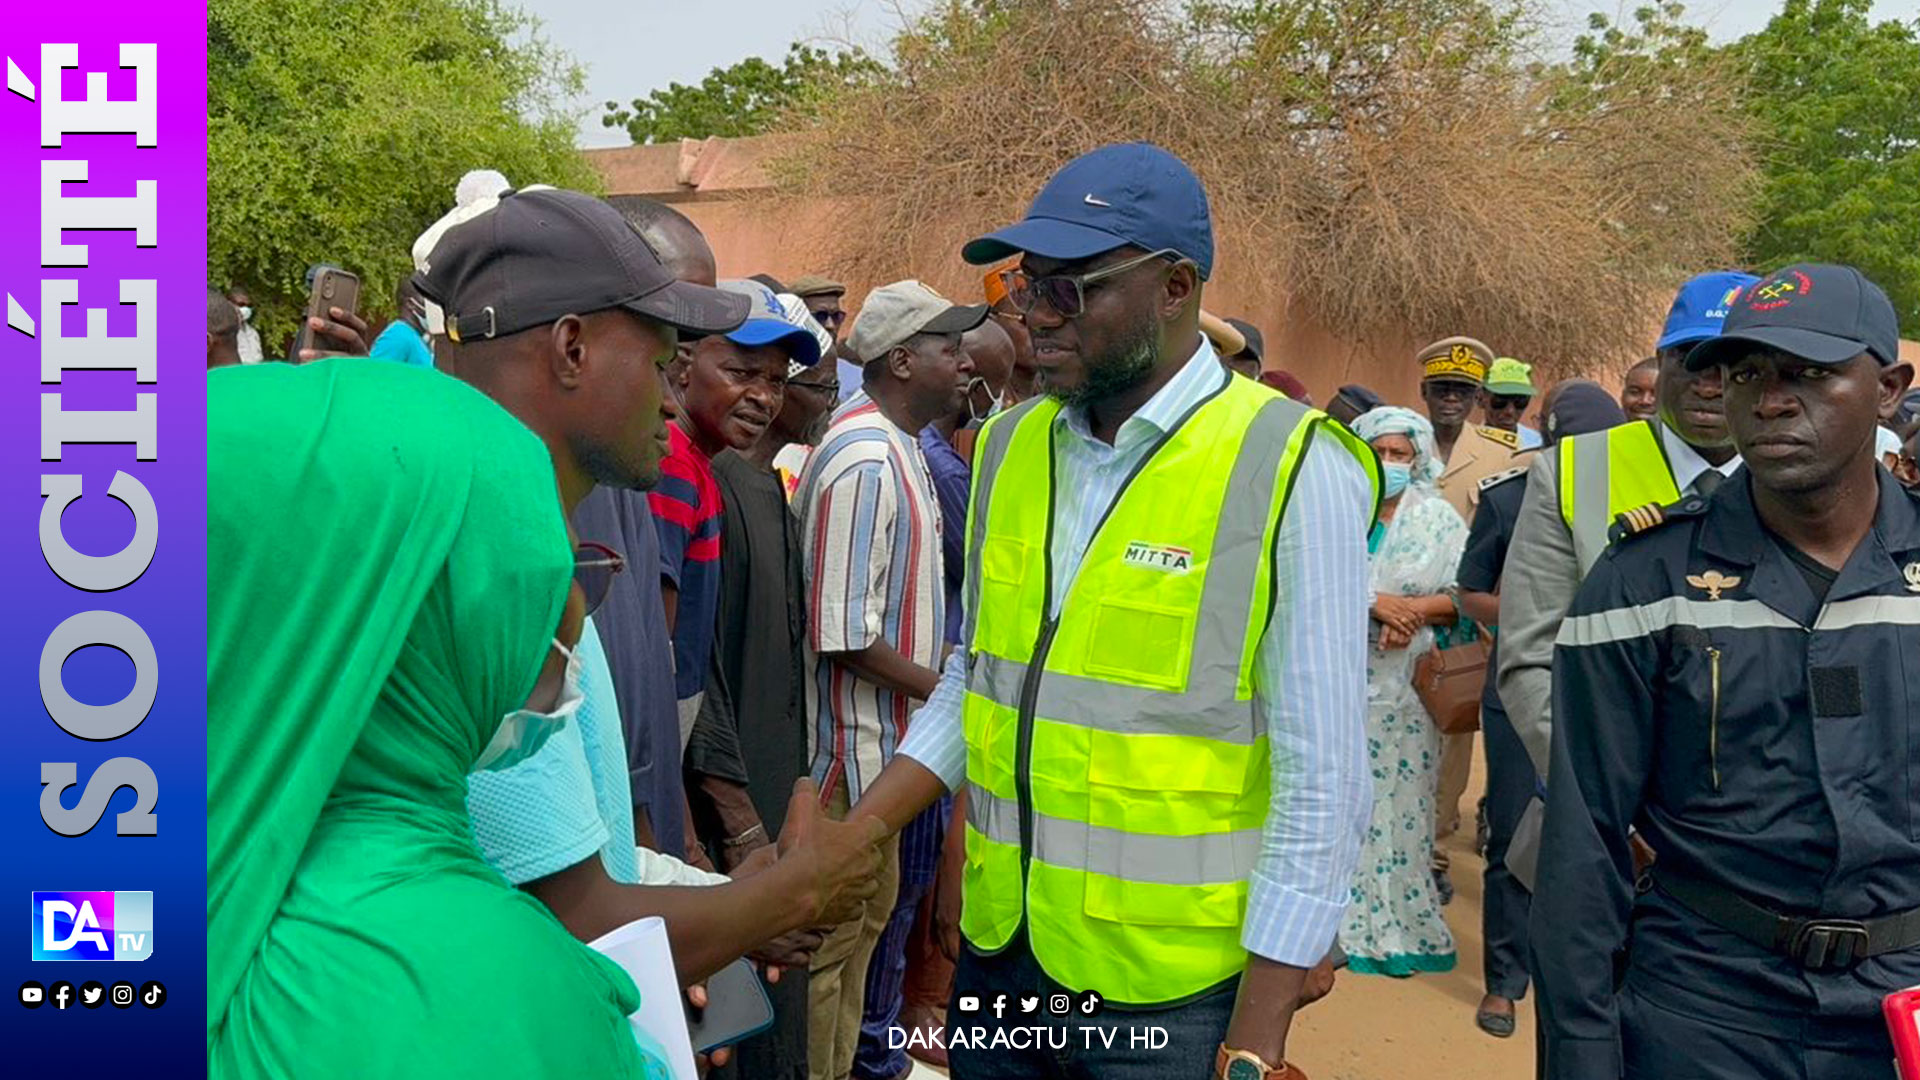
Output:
[521, 0, 1920, 149]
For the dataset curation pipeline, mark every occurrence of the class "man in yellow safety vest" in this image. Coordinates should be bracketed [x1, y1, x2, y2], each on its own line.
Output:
[849, 143, 1379, 1080]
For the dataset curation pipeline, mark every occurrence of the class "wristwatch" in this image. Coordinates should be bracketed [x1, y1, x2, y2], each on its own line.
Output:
[1216, 1045, 1307, 1080]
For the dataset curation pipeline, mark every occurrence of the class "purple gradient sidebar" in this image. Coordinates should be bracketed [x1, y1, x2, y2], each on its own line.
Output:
[0, 9, 207, 1071]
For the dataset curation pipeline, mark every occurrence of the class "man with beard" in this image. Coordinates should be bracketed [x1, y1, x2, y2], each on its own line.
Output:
[1533, 262, 1920, 1078]
[1499, 270, 1759, 783]
[846, 143, 1379, 1080]
[577, 196, 711, 860]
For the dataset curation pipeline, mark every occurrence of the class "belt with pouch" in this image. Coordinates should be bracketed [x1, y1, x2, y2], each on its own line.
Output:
[1650, 864, 1920, 972]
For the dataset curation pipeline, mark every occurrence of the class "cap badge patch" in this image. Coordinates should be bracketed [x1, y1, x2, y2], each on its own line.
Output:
[1686, 569, 1742, 602]
[1083, 194, 1112, 208]
[1749, 270, 1812, 313]
[1450, 344, 1474, 364]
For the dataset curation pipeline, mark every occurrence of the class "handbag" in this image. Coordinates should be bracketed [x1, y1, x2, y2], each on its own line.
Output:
[1412, 634, 1490, 735]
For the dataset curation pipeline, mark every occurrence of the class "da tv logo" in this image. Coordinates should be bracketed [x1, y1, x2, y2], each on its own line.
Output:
[31, 892, 153, 961]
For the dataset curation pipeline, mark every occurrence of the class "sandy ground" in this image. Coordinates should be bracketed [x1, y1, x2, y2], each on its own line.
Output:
[1288, 743, 1539, 1079]
[907, 746, 1534, 1080]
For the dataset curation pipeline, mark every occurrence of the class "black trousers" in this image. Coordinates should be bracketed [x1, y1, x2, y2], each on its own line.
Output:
[1620, 983, 1892, 1080]
[1481, 699, 1536, 1001]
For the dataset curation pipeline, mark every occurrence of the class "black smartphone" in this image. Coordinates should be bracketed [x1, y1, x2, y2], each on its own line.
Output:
[685, 958, 776, 1055]
[291, 264, 360, 360]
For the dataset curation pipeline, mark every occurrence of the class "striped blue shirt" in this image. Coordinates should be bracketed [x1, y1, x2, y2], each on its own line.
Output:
[895, 340, 1373, 967]
[797, 397, 946, 803]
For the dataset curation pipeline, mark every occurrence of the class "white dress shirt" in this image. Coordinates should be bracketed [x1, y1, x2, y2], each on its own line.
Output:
[896, 340, 1373, 967]
[1660, 422, 1743, 495]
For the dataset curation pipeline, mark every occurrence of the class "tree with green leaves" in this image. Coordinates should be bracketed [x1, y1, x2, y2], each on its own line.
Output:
[601, 43, 885, 146]
[1727, 0, 1920, 326]
[208, 0, 598, 350]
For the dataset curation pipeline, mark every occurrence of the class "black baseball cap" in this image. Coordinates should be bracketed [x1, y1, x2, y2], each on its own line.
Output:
[1225, 318, 1264, 361]
[1685, 263, 1901, 371]
[413, 187, 749, 343]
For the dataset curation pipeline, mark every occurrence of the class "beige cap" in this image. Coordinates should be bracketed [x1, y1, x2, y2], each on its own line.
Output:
[1417, 336, 1494, 384]
[847, 280, 990, 363]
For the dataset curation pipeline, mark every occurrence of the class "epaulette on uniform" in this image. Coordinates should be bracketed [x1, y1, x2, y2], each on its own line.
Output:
[1607, 495, 1709, 545]
[1477, 464, 1529, 493]
[1474, 425, 1519, 450]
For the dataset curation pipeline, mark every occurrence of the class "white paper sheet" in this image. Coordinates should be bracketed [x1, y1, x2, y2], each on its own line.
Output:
[588, 916, 698, 1080]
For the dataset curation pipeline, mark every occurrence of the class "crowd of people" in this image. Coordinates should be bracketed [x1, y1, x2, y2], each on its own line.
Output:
[206, 141, 1919, 1080]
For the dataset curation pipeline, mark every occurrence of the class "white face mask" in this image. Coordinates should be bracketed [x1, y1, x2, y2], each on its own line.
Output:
[964, 376, 1004, 428]
[474, 638, 583, 772]
[236, 305, 252, 322]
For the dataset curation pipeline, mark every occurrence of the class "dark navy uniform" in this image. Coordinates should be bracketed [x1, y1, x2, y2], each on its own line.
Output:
[1532, 468, 1920, 1080]
[1457, 458, 1538, 1009]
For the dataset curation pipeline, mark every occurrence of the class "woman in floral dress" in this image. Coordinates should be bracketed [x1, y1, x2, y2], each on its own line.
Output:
[1339, 406, 1469, 977]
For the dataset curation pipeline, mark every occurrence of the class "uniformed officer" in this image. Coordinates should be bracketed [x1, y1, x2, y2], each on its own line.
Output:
[1499, 270, 1760, 782]
[1455, 381, 1626, 1042]
[1417, 334, 1515, 899]
[1532, 263, 1920, 1079]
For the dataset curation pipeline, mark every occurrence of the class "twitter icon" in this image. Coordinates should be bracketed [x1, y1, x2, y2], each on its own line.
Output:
[79, 980, 105, 1009]
[1019, 995, 1040, 1014]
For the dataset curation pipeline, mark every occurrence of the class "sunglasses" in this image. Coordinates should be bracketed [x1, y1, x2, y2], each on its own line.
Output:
[1487, 394, 1531, 410]
[574, 541, 626, 616]
[788, 378, 838, 395]
[1001, 248, 1182, 320]
[811, 308, 847, 328]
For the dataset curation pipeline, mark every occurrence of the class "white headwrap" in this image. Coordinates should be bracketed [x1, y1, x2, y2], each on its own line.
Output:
[1352, 405, 1443, 483]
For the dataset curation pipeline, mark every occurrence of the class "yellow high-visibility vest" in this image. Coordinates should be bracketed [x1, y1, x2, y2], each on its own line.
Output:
[1557, 419, 1683, 574]
[958, 375, 1378, 1005]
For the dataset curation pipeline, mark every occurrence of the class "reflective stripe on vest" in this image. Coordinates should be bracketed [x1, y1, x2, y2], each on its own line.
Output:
[1557, 420, 1681, 574]
[957, 377, 1378, 1004]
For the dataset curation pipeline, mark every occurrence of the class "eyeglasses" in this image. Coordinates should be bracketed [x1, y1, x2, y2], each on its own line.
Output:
[1001, 248, 1182, 319]
[1487, 394, 1531, 410]
[788, 378, 837, 396]
[811, 308, 847, 329]
[574, 541, 626, 616]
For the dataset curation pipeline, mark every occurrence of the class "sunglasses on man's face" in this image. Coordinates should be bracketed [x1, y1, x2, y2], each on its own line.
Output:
[1487, 394, 1531, 411]
[1003, 248, 1182, 320]
[811, 308, 847, 328]
[788, 378, 837, 396]
[574, 541, 626, 617]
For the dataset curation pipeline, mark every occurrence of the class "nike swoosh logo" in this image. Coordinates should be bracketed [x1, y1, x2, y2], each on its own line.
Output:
[1083, 194, 1111, 207]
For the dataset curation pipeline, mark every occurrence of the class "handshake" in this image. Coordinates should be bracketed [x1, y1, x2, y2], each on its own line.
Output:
[743, 777, 892, 939]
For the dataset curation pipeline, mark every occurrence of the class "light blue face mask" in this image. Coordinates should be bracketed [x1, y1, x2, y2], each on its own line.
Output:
[1381, 462, 1413, 500]
[475, 638, 583, 772]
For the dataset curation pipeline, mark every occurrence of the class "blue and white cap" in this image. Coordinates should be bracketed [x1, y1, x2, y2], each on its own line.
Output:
[717, 279, 824, 369]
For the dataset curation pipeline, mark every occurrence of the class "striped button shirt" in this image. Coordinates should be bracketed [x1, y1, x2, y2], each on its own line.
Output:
[896, 342, 1373, 968]
[797, 396, 945, 802]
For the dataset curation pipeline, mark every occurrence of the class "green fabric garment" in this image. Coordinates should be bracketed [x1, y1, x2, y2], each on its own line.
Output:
[207, 360, 656, 1078]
